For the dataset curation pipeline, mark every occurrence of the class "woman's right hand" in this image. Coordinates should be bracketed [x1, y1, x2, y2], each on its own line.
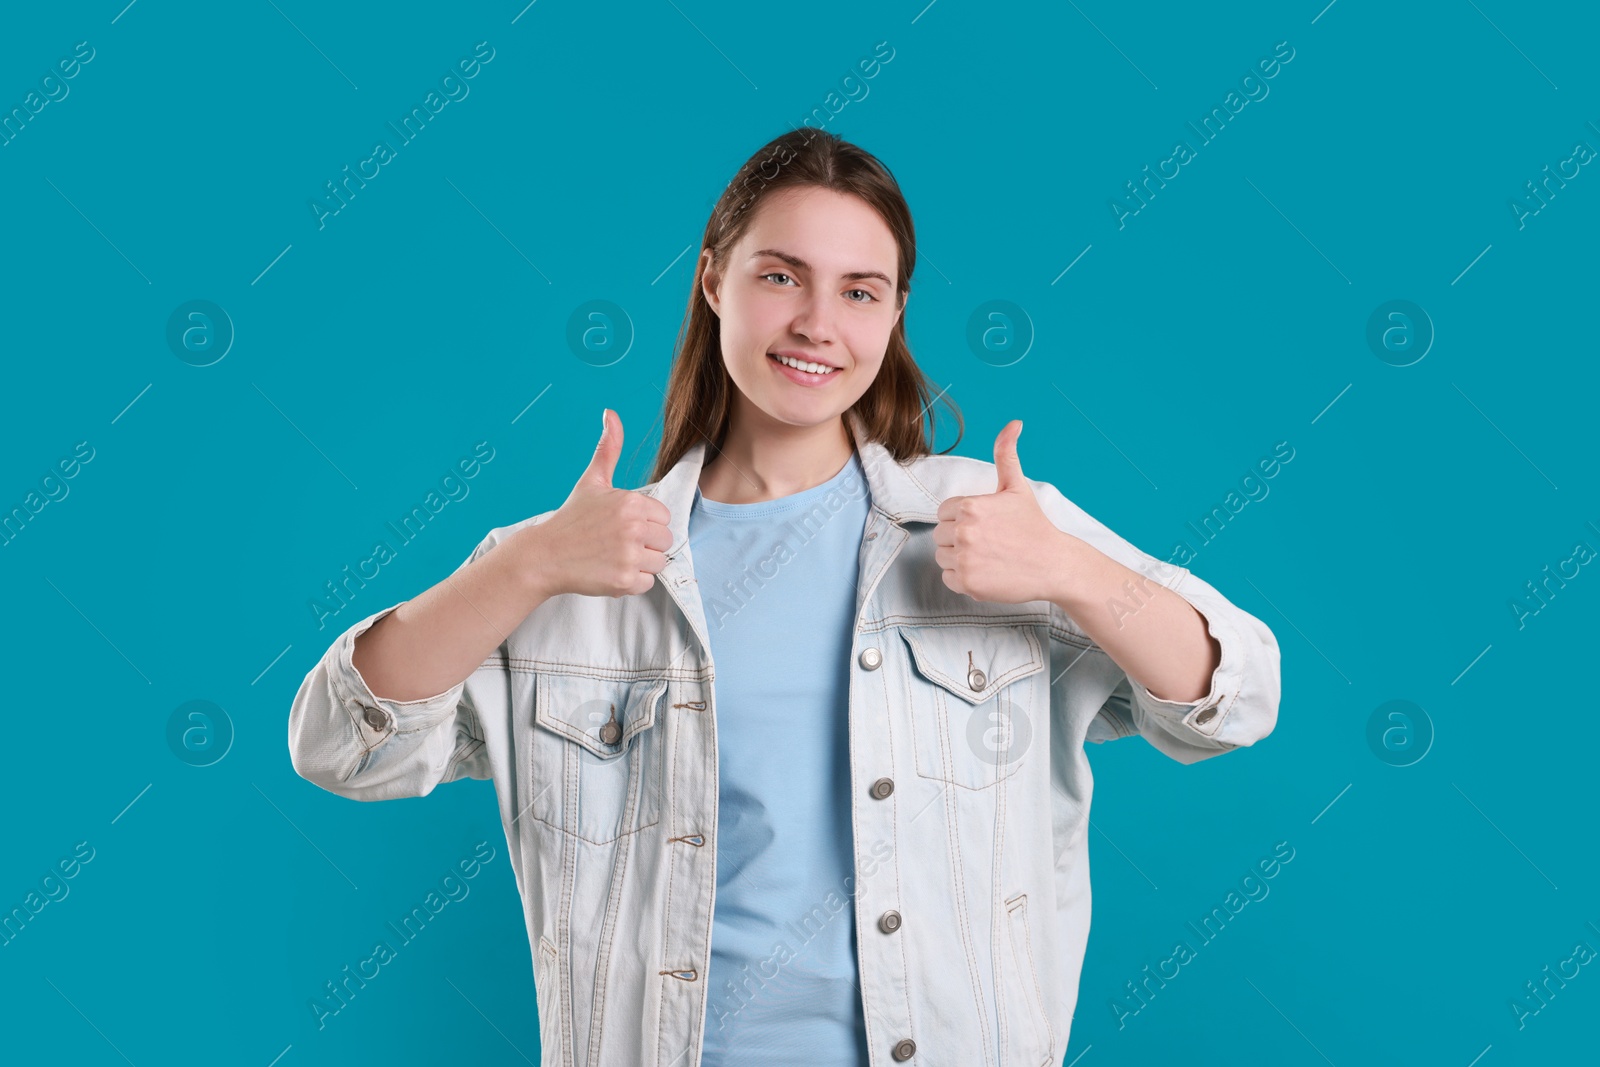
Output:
[520, 408, 675, 599]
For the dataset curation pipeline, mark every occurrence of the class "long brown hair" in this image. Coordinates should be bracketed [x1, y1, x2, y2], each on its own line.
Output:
[648, 128, 962, 483]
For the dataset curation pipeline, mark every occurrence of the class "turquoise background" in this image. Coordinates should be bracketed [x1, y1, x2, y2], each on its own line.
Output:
[2, 1, 1596, 1063]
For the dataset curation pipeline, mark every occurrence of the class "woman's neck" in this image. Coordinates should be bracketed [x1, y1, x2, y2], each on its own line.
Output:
[698, 410, 854, 505]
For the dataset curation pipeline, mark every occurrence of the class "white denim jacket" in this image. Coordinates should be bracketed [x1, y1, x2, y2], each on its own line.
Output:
[287, 409, 1281, 1066]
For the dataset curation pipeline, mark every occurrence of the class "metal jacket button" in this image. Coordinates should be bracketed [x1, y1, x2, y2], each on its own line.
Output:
[1195, 706, 1217, 725]
[878, 910, 902, 933]
[870, 777, 894, 799]
[599, 703, 622, 745]
[859, 647, 882, 670]
[362, 706, 388, 730]
[892, 1038, 916, 1061]
[967, 667, 987, 691]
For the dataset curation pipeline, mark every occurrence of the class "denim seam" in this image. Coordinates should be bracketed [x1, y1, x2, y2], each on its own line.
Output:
[655, 686, 685, 1067]
[557, 746, 578, 1066]
[940, 718, 995, 1066]
[588, 731, 641, 1061]
[992, 712, 1010, 1067]
[876, 645, 915, 1056]
[1008, 893, 1053, 1062]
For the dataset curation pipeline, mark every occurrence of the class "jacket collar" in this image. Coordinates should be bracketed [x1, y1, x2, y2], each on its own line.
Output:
[643, 408, 944, 553]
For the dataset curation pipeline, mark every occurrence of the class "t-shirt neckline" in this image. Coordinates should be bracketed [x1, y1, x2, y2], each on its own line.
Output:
[692, 449, 864, 519]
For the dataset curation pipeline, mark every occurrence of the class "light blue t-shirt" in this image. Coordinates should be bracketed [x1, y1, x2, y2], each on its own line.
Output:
[689, 448, 872, 1066]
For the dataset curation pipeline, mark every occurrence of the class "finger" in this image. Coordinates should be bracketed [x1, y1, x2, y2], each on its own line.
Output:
[581, 408, 623, 488]
[933, 519, 956, 547]
[936, 495, 966, 522]
[641, 520, 674, 553]
[940, 568, 964, 596]
[622, 571, 657, 597]
[639, 493, 673, 527]
[638, 548, 669, 575]
[993, 419, 1025, 492]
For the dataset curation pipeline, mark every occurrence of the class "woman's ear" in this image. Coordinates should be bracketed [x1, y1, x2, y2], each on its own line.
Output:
[700, 248, 721, 316]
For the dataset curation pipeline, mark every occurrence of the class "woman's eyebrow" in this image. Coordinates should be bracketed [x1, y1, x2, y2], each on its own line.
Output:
[748, 248, 893, 287]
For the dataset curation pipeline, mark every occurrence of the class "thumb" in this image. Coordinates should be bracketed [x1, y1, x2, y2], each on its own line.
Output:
[581, 408, 623, 488]
[993, 419, 1025, 492]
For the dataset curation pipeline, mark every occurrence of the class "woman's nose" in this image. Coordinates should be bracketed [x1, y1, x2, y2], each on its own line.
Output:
[789, 292, 839, 345]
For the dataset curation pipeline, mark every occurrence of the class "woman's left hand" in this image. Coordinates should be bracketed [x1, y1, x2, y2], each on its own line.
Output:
[934, 420, 1074, 604]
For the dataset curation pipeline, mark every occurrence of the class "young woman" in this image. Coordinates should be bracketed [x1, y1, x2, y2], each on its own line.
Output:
[289, 129, 1281, 1066]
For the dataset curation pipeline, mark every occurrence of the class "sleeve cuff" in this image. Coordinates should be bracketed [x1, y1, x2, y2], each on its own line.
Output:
[1127, 578, 1242, 743]
[329, 603, 469, 750]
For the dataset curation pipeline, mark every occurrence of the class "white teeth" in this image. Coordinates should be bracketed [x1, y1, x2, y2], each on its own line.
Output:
[772, 353, 835, 374]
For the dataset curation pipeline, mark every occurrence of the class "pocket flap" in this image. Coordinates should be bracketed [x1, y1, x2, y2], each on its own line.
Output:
[897, 624, 1045, 706]
[534, 673, 668, 758]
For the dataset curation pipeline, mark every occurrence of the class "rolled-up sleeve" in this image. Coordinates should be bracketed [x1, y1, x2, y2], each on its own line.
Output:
[287, 535, 502, 800]
[1034, 478, 1281, 765]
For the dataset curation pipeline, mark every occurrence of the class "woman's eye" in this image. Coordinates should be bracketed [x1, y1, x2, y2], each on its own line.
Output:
[761, 273, 875, 304]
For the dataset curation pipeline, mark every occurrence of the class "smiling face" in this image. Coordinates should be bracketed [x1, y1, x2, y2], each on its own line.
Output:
[701, 185, 905, 431]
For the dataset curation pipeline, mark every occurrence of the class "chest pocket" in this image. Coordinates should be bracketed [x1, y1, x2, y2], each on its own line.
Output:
[526, 671, 668, 845]
[896, 622, 1047, 790]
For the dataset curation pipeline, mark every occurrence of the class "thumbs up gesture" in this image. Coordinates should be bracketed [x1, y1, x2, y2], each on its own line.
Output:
[527, 409, 675, 599]
[933, 420, 1067, 604]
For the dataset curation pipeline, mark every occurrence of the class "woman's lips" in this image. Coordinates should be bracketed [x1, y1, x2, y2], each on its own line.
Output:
[767, 351, 840, 387]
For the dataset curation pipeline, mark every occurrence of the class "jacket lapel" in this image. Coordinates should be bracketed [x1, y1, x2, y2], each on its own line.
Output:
[637, 408, 947, 658]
